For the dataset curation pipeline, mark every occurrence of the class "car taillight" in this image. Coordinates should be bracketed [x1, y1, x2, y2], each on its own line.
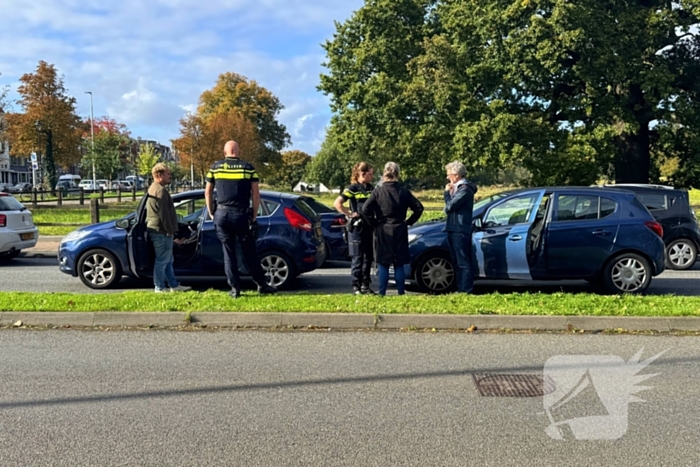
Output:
[284, 207, 312, 231]
[644, 220, 663, 238]
[331, 217, 346, 227]
[0, 214, 5, 227]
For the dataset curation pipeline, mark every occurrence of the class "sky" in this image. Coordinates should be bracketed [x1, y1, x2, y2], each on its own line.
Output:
[0, 0, 365, 155]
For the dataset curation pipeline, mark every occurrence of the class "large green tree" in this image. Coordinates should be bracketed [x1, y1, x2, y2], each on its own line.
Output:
[84, 117, 131, 180]
[268, 150, 312, 190]
[320, 0, 700, 186]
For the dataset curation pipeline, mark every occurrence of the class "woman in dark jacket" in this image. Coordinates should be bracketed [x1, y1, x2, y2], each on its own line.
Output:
[361, 162, 424, 295]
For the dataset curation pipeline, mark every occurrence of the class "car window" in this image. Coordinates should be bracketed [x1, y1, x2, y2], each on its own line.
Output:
[556, 195, 600, 221]
[600, 197, 617, 218]
[555, 195, 617, 221]
[264, 200, 279, 215]
[0, 195, 24, 211]
[295, 198, 319, 220]
[635, 193, 667, 211]
[306, 199, 335, 213]
[483, 193, 540, 227]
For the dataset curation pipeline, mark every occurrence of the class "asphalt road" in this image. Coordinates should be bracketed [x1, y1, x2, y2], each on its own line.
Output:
[0, 331, 697, 466]
[2, 256, 700, 296]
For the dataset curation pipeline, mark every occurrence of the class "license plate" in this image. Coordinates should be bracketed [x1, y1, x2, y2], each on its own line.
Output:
[20, 233, 34, 240]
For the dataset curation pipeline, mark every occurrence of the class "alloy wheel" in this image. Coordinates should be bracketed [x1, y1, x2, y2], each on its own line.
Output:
[667, 240, 696, 269]
[261, 254, 290, 288]
[81, 252, 117, 286]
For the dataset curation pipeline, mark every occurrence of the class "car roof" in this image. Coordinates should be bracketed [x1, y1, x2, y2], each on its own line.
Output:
[596, 184, 686, 195]
[493, 186, 636, 195]
[173, 189, 301, 200]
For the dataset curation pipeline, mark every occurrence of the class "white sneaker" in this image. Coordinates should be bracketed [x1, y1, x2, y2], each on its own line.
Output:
[154, 288, 169, 293]
[169, 285, 192, 292]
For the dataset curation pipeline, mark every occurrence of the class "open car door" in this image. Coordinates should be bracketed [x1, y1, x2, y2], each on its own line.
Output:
[472, 190, 544, 280]
[126, 194, 151, 278]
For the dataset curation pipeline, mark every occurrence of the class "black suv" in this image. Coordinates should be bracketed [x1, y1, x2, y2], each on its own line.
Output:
[601, 184, 700, 270]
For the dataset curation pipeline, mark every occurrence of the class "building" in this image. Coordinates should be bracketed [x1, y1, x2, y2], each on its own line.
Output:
[0, 111, 31, 185]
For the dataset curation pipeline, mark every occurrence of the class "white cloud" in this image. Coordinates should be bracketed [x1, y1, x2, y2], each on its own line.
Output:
[0, 0, 365, 154]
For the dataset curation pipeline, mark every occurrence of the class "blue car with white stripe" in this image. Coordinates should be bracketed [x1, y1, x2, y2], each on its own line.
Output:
[407, 187, 666, 294]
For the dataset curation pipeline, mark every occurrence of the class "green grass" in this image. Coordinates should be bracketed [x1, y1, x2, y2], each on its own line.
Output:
[1, 290, 700, 316]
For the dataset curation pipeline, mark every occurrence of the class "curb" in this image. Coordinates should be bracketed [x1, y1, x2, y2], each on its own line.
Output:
[2, 312, 700, 332]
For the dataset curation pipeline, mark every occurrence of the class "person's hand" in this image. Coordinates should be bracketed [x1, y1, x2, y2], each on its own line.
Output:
[445, 183, 452, 192]
[349, 212, 359, 218]
[173, 238, 182, 245]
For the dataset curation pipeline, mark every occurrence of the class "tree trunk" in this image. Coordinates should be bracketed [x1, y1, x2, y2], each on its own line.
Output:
[45, 129, 57, 195]
[614, 129, 650, 184]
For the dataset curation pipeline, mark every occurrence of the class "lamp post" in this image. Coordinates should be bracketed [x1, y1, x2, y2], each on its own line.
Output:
[85, 91, 95, 190]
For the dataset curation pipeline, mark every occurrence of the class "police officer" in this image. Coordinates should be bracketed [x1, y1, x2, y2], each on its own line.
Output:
[334, 162, 375, 294]
[204, 140, 277, 299]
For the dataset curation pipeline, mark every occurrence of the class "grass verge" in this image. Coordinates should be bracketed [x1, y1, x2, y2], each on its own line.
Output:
[1, 291, 700, 316]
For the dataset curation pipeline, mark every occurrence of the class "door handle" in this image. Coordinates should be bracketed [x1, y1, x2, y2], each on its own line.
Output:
[508, 235, 522, 242]
[591, 230, 610, 236]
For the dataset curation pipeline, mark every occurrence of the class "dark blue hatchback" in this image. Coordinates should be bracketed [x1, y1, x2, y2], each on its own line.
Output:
[58, 190, 326, 289]
[407, 187, 666, 294]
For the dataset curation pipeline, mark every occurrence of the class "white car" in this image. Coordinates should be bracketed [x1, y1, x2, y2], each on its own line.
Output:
[79, 180, 96, 192]
[96, 179, 110, 190]
[0, 193, 39, 260]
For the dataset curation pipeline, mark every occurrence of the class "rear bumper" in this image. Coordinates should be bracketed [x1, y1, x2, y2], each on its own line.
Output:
[0, 228, 39, 253]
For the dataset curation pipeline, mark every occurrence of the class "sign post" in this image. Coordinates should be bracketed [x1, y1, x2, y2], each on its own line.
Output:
[30, 152, 38, 187]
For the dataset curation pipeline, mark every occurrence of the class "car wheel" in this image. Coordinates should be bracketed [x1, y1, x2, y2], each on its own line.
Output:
[414, 252, 455, 294]
[77, 249, 122, 289]
[603, 253, 651, 294]
[260, 251, 295, 289]
[665, 239, 697, 270]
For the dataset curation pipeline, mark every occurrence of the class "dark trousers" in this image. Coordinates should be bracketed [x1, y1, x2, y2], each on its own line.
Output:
[348, 229, 373, 287]
[214, 209, 267, 291]
[447, 231, 474, 293]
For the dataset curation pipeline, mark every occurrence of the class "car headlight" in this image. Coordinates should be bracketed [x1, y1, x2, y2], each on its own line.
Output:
[408, 233, 422, 244]
[62, 229, 91, 243]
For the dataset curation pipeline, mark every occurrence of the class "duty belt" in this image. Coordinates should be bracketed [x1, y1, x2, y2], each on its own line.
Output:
[217, 205, 248, 211]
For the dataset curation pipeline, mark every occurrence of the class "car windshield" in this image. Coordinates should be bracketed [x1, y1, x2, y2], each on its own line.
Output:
[0, 195, 25, 211]
[473, 192, 511, 211]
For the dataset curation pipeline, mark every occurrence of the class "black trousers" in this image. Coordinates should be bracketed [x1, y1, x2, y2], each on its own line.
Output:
[214, 209, 267, 291]
[348, 229, 373, 287]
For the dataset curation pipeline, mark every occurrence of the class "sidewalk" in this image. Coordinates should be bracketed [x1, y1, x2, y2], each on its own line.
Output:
[21, 235, 62, 258]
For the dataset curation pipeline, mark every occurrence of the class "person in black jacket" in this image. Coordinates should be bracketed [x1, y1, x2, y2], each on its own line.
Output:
[362, 162, 423, 296]
[444, 161, 478, 293]
[334, 162, 375, 294]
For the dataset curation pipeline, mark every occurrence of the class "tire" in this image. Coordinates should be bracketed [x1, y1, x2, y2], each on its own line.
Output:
[665, 238, 697, 270]
[602, 252, 652, 294]
[260, 251, 296, 289]
[77, 249, 122, 289]
[414, 252, 455, 294]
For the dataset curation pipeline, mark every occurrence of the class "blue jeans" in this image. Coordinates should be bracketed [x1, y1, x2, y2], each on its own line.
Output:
[447, 231, 473, 293]
[150, 232, 179, 290]
[377, 263, 406, 296]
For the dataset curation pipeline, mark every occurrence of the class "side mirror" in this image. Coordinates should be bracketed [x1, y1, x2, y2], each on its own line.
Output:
[115, 218, 129, 230]
[472, 218, 482, 230]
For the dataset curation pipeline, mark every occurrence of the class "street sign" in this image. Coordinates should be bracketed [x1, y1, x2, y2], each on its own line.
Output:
[30, 152, 37, 162]
[32, 162, 38, 170]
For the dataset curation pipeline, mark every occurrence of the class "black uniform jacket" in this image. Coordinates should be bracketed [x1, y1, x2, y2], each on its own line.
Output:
[361, 181, 423, 265]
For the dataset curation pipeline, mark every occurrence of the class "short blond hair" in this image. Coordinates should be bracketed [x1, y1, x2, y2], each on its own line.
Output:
[151, 163, 169, 178]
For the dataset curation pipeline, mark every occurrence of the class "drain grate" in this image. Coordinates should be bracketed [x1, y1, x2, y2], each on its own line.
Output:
[473, 373, 556, 397]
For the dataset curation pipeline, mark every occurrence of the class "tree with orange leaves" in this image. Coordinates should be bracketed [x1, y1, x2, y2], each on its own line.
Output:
[5, 61, 83, 191]
[173, 110, 262, 183]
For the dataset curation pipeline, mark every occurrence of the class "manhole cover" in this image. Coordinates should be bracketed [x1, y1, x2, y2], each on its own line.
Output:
[473, 374, 556, 397]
